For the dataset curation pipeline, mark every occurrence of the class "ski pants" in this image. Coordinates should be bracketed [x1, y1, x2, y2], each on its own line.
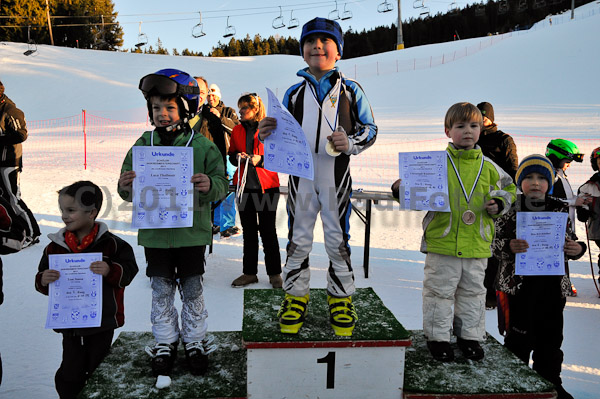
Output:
[504, 276, 566, 387]
[283, 170, 354, 298]
[55, 330, 114, 399]
[150, 275, 208, 344]
[423, 253, 486, 342]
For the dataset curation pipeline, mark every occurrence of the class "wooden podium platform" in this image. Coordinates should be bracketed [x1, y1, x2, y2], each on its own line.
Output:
[78, 288, 558, 399]
[403, 330, 557, 399]
[242, 288, 411, 398]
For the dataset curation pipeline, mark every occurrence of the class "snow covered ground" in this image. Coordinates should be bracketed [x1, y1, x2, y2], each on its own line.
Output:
[1, 3, 599, 398]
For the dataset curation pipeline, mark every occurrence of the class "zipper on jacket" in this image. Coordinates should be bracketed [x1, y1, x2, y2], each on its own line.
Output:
[315, 107, 323, 154]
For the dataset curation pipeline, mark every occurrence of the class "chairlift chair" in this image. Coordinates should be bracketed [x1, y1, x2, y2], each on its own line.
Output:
[413, 0, 424, 9]
[23, 26, 37, 56]
[419, 6, 431, 18]
[448, 1, 459, 15]
[378, 0, 394, 13]
[192, 12, 206, 38]
[341, 3, 353, 20]
[272, 6, 285, 29]
[135, 22, 148, 48]
[474, 3, 486, 16]
[329, 1, 341, 20]
[533, 0, 547, 9]
[223, 16, 236, 38]
[517, 0, 528, 12]
[498, 0, 509, 14]
[287, 10, 299, 29]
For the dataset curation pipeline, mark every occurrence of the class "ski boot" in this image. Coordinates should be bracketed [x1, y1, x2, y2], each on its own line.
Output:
[145, 341, 178, 377]
[327, 295, 357, 336]
[277, 293, 309, 334]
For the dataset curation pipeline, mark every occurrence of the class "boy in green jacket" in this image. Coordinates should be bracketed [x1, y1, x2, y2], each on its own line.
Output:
[395, 102, 515, 362]
[118, 69, 227, 378]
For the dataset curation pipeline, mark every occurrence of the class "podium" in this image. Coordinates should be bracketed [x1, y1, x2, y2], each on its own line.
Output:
[242, 288, 411, 398]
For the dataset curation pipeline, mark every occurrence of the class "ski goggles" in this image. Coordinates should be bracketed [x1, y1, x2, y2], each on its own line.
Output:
[547, 143, 584, 162]
[138, 74, 199, 97]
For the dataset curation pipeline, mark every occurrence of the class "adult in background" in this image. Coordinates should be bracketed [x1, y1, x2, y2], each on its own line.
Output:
[191, 77, 229, 235]
[476, 101, 518, 310]
[228, 93, 282, 288]
[207, 84, 241, 238]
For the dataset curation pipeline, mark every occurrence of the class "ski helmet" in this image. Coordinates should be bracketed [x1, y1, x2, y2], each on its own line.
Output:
[139, 68, 199, 123]
[545, 139, 583, 168]
[590, 147, 600, 171]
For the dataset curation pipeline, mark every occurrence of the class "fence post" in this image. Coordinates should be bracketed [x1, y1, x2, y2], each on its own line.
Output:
[377, 61, 379, 76]
[83, 109, 87, 170]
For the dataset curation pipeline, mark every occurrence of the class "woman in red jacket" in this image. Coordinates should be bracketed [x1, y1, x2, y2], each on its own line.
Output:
[228, 93, 282, 288]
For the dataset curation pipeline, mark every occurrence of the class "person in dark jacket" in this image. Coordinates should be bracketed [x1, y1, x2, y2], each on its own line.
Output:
[0, 80, 40, 247]
[476, 101, 519, 309]
[207, 83, 241, 238]
[35, 181, 138, 399]
[190, 77, 228, 163]
[228, 93, 282, 288]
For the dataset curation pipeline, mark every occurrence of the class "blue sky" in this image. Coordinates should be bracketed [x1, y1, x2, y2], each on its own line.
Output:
[112, 0, 472, 54]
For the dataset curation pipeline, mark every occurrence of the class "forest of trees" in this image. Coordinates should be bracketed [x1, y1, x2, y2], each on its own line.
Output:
[0, 0, 123, 50]
[0, 0, 592, 57]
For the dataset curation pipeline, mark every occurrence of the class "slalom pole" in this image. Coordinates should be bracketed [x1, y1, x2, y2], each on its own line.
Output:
[584, 221, 600, 297]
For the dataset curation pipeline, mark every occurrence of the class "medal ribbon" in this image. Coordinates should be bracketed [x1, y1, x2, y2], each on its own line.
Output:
[446, 151, 484, 206]
[306, 78, 341, 133]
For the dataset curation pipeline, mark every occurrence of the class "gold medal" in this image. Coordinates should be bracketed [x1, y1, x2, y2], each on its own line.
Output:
[326, 141, 341, 157]
[462, 210, 476, 225]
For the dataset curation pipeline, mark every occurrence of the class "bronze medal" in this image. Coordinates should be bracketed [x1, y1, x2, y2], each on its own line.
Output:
[462, 210, 476, 225]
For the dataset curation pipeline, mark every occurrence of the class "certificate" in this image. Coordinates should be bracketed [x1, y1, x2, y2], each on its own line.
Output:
[515, 212, 568, 276]
[46, 253, 103, 329]
[132, 146, 194, 229]
[264, 87, 314, 180]
[397, 151, 450, 212]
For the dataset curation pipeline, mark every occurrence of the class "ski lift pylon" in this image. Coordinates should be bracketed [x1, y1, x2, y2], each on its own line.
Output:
[135, 22, 148, 48]
[23, 25, 37, 56]
[273, 6, 285, 29]
[287, 10, 299, 29]
[341, 3, 353, 20]
[192, 11, 206, 38]
[378, 0, 394, 13]
[329, 1, 341, 20]
[223, 16, 236, 38]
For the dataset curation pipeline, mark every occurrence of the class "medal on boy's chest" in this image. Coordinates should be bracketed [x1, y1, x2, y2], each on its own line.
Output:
[462, 209, 476, 225]
[446, 151, 485, 226]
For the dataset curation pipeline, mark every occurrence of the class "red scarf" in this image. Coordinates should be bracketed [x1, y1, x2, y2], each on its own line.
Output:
[65, 223, 99, 253]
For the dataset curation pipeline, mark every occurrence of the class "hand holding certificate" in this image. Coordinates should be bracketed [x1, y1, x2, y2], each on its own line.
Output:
[262, 87, 314, 180]
[515, 212, 568, 276]
[46, 253, 103, 329]
[397, 151, 450, 212]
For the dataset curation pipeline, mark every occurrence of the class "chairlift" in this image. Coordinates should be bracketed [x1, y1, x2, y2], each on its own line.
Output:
[448, 1, 459, 14]
[341, 3, 353, 20]
[329, 1, 341, 21]
[223, 16, 236, 38]
[378, 0, 394, 13]
[413, 0, 424, 9]
[498, 0, 509, 14]
[474, 3, 486, 16]
[533, 0, 547, 9]
[192, 12, 206, 38]
[419, 6, 431, 18]
[135, 22, 148, 48]
[517, 0, 528, 12]
[23, 25, 37, 56]
[273, 6, 285, 29]
[287, 10, 299, 29]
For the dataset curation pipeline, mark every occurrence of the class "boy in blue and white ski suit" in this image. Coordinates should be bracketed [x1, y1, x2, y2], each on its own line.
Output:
[259, 17, 377, 336]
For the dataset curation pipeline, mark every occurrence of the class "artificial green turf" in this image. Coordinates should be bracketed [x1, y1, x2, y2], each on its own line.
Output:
[78, 331, 246, 399]
[403, 330, 555, 394]
[242, 287, 410, 343]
